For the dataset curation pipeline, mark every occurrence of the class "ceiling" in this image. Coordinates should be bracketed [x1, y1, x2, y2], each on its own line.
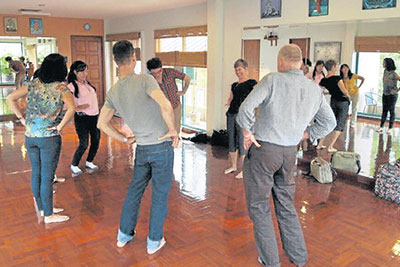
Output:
[0, 0, 206, 19]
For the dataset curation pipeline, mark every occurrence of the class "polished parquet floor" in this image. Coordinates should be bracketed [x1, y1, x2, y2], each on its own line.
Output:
[0, 119, 400, 266]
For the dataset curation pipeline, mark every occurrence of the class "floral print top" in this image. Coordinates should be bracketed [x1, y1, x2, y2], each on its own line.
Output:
[25, 78, 70, 137]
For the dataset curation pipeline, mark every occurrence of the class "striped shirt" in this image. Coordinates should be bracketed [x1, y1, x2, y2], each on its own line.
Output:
[156, 68, 186, 109]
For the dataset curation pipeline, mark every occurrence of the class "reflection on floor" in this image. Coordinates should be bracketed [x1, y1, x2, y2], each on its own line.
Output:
[298, 117, 400, 186]
[0, 120, 399, 266]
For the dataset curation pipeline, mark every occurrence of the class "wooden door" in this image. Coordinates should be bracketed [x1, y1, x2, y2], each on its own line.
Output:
[242, 40, 260, 82]
[71, 36, 105, 106]
[289, 38, 311, 59]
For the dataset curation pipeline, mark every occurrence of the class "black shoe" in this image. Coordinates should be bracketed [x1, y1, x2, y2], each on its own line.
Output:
[258, 257, 266, 266]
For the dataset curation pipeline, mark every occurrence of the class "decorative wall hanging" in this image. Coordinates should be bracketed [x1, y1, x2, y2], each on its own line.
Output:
[261, 0, 282, 19]
[4, 17, 17, 33]
[362, 0, 396, 9]
[309, 0, 329, 16]
[314, 42, 342, 64]
[30, 18, 43, 35]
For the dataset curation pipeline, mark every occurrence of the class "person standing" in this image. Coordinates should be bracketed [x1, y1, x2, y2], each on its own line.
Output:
[301, 58, 312, 75]
[340, 64, 365, 128]
[7, 53, 75, 224]
[306, 60, 325, 85]
[224, 59, 257, 179]
[317, 60, 351, 152]
[5, 56, 26, 89]
[237, 44, 336, 266]
[67, 60, 100, 174]
[377, 58, 400, 135]
[146, 57, 191, 133]
[97, 41, 179, 254]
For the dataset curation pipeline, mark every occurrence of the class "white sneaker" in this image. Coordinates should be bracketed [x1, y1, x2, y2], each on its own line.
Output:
[40, 207, 65, 217]
[44, 214, 70, 224]
[53, 175, 65, 183]
[85, 161, 98, 170]
[70, 165, 82, 174]
[147, 237, 166, 254]
[387, 128, 394, 135]
[376, 127, 384, 134]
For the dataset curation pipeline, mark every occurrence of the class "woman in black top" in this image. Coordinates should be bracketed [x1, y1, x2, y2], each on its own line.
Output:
[317, 60, 350, 152]
[224, 59, 257, 178]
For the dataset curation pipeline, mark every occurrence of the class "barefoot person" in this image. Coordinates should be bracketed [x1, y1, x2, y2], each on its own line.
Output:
[317, 60, 351, 152]
[225, 59, 257, 179]
[7, 54, 75, 224]
[237, 44, 336, 266]
[97, 41, 179, 254]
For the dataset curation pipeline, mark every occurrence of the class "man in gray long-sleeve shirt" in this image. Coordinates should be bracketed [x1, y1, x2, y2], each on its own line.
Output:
[237, 44, 336, 267]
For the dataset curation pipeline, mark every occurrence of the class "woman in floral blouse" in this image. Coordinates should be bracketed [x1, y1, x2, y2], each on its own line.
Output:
[7, 54, 75, 224]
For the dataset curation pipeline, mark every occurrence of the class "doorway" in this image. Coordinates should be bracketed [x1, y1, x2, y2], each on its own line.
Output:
[242, 40, 260, 81]
[289, 38, 310, 59]
[71, 36, 105, 106]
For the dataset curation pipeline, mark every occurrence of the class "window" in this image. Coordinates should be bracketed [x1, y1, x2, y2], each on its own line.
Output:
[184, 36, 207, 52]
[159, 37, 183, 52]
[356, 52, 400, 119]
[0, 42, 23, 85]
[173, 66, 207, 130]
[107, 39, 141, 88]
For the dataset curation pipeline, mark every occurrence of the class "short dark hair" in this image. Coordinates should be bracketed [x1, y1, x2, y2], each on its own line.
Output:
[324, 60, 336, 71]
[19, 56, 25, 62]
[384, 58, 396, 71]
[234, 59, 248, 69]
[302, 58, 312, 67]
[5, 56, 12, 62]
[38, 53, 68, 83]
[147, 57, 162, 71]
[112, 40, 134, 65]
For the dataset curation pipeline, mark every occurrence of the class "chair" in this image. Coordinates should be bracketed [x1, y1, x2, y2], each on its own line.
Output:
[363, 91, 377, 114]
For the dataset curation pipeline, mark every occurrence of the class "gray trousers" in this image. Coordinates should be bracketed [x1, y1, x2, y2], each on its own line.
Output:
[243, 142, 307, 267]
[226, 112, 246, 155]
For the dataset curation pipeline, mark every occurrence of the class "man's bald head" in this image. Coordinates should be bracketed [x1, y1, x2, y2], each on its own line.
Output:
[277, 44, 302, 72]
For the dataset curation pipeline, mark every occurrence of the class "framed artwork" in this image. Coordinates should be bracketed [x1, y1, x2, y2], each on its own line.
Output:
[314, 42, 342, 64]
[261, 0, 282, 19]
[30, 18, 43, 35]
[309, 0, 329, 16]
[363, 0, 396, 9]
[4, 17, 17, 33]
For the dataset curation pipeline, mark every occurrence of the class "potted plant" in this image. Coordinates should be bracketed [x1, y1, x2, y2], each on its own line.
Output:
[0, 56, 14, 83]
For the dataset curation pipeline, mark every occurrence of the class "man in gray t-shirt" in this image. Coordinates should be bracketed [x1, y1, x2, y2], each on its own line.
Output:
[98, 40, 178, 255]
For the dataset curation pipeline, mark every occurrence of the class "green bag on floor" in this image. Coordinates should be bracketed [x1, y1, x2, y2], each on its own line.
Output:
[331, 151, 361, 174]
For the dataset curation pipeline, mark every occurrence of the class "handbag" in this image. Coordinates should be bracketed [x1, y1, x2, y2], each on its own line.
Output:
[310, 157, 334, 184]
[331, 151, 361, 174]
[374, 159, 400, 204]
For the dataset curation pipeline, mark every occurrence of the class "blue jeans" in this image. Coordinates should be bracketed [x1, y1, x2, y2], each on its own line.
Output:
[118, 141, 174, 243]
[26, 135, 62, 216]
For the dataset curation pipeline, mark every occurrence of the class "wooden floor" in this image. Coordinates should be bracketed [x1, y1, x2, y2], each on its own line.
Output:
[0, 120, 400, 266]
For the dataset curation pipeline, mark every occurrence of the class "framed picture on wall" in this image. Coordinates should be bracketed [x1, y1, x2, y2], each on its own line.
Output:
[30, 18, 43, 35]
[309, 0, 329, 16]
[314, 42, 341, 64]
[261, 0, 281, 19]
[362, 0, 396, 10]
[4, 17, 17, 33]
